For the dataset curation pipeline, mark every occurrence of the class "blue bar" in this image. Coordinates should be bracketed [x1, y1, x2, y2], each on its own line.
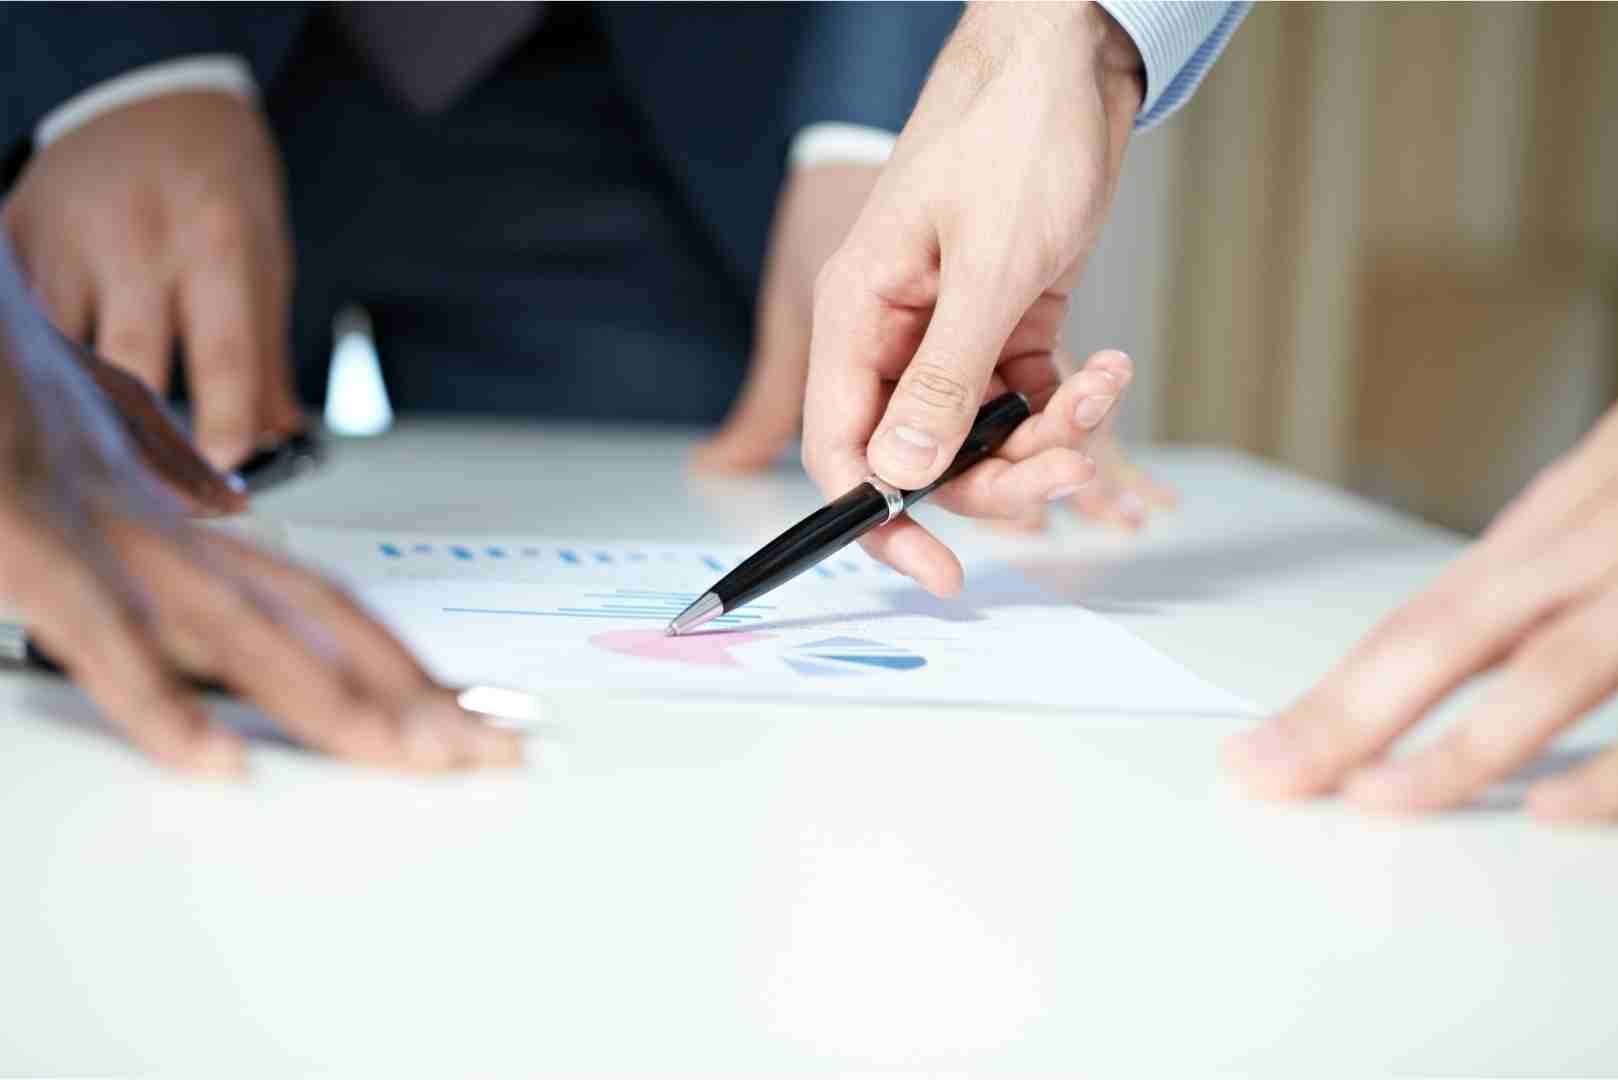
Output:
[585, 590, 775, 609]
[450, 545, 473, 561]
[594, 552, 613, 564]
[521, 547, 540, 557]
[486, 546, 506, 558]
[702, 556, 723, 571]
[413, 543, 433, 555]
[559, 550, 580, 565]
[379, 543, 402, 558]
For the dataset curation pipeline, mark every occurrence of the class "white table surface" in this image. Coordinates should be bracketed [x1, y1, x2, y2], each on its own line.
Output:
[2, 422, 1613, 1076]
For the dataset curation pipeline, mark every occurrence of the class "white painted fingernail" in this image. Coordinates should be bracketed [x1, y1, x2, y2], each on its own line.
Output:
[225, 472, 247, 494]
[1046, 484, 1082, 502]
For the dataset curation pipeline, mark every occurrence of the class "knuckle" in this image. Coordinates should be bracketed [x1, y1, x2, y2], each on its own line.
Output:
[900, 361, 973, 414]
[117, 189, 169, 261]
[100, 326, 165, 363]
[177, 579, 256, 644]
[192, 334, 256, 377]
[1434, 728, 1497, 781]
[811, 252, 856, 313]
[1515, 624, 1607, 695]
[190, 199, 254, 259]
[1384, 585, 1476, 648]
[1307, 677, 1372, 738]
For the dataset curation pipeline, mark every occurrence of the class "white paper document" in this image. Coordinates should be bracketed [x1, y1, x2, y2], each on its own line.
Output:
[285, 526, 1257, 716]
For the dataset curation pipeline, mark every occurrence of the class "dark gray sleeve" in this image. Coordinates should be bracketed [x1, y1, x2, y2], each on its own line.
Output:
[781, 2, 962, 136]
[1, 3, 311, 186]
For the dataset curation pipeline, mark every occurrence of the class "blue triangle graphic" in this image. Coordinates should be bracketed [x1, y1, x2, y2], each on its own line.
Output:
[809, 653, 927, 671]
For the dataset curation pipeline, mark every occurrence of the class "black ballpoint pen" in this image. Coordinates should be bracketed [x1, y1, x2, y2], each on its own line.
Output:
[667, 391, 1032, 636]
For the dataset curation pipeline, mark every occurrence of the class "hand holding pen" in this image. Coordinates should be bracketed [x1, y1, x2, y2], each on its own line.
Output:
[804, 347, 1138, 598]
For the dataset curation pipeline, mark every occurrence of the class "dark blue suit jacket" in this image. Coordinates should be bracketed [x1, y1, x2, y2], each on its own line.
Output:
[2, 4, 962, 421]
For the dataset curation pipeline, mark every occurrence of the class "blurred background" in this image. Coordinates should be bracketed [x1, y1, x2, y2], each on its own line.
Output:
[1070, 2, 1618, 535]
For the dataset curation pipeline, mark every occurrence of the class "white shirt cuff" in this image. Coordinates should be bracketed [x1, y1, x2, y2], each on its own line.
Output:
[35, 54, 258, 148]
[787, 122, 898, 170]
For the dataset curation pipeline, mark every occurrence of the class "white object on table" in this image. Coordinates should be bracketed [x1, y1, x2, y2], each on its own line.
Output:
[0, 423, 1613, 1076]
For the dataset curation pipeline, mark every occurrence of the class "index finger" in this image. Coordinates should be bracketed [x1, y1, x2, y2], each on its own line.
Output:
[176, 246, 276, 471]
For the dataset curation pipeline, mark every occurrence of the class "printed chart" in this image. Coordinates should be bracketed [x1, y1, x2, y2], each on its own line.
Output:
[287, 526, 1258, 714]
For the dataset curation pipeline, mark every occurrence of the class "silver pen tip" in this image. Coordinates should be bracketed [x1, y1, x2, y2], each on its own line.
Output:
[666, 591, 724, 636]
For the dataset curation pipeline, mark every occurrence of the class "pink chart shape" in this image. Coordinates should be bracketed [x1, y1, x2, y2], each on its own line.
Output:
[590, 628, 775, 668]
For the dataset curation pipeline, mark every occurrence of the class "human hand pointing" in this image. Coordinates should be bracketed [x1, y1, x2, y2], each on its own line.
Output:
[801, 1, 1150, 592]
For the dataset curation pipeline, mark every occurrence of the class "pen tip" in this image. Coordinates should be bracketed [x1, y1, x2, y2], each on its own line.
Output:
[666, 591, 724, 637]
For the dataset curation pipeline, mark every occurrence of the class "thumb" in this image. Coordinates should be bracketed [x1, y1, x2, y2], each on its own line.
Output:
[691, 276, 808, 473]
[866, 261, 1026, 490]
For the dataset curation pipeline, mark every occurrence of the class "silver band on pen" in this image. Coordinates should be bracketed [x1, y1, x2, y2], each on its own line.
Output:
[865, 475, 906, 523]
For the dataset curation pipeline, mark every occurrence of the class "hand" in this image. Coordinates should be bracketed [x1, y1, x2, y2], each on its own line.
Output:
[3, 91, 301, 471]
[0, 239, 518, 775]
[692, 163, 882, 472]
[801, 1, 1152, 591]
[1222, 403, 1618, 823]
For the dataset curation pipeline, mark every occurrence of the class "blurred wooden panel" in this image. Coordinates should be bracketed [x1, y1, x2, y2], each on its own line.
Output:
[1160, 4, 1313, 456]
[1155, 1, 1618, 531]
[1525, 3, 1618, 252]
[1356, 255, 1616, 533]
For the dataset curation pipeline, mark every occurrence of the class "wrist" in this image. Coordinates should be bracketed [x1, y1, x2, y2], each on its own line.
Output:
[958, 3, 1144, 107]
[35, 55, 256, 149]
[1087, 4, 1147, 113]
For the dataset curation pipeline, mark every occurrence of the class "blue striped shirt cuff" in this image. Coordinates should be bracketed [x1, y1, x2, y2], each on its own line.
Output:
[1096, 1, 1251, 129]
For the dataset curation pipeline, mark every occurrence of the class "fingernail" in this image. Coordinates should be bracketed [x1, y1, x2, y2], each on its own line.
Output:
[1046, 484, 1082, 502]
[1117, 491, 1146, 521]
[1074, 395, 1117, 429]
[225, 472, 248, 494]
[879, 425, 938, 471]
[1224, 724, 1306, 773]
